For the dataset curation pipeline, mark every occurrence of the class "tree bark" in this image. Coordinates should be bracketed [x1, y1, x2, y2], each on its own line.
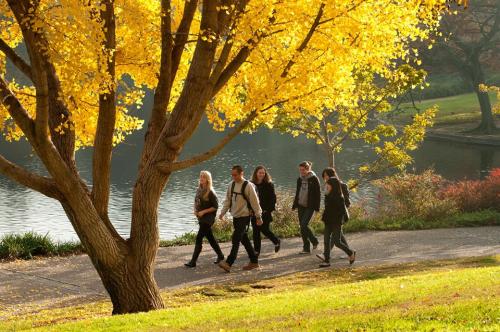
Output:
[326, 147, 335, 168]
[469, 56, 497, 133]
[93, 258, 164, 314]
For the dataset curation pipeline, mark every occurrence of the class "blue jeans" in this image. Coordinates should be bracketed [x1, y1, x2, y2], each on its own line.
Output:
[298, 206, 318, 252]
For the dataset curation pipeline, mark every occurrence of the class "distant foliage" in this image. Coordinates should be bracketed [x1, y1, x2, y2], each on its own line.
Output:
[441, 168, 500, 212]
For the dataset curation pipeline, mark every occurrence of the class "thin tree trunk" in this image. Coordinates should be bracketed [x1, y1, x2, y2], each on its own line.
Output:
[323, 143, 335, 168]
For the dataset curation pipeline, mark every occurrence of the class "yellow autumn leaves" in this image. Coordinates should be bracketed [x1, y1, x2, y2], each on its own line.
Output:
[0, 0, 455, 152]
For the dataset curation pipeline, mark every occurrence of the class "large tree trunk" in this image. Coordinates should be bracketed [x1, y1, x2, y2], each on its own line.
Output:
[473, 87, 497, 134]
[61, 189, 166, 314]
[467, 56, 497, 134]
[94, 259, 164, 314]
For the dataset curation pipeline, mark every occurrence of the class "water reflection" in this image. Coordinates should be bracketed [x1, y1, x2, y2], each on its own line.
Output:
[1, 120, 499, 241]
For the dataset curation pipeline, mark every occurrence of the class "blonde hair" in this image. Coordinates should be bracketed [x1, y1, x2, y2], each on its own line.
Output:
[199, 170, 214, 199]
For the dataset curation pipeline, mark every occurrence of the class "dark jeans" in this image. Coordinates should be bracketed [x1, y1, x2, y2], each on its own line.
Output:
[298, 206, 319, 252]
[190, 222, 224, 263]
[226, 216, 258, 265]
[331, 229, 348, 250]
[251, 212, 279, 254]
[323, 222, 353, 262]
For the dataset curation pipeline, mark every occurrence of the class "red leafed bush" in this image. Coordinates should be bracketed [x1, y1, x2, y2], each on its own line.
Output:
[441, 168, 500, 212]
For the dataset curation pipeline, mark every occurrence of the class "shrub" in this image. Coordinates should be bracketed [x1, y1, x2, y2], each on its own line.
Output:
[373, 169, 458, 221]
[442, 168, 500, 212]
[0, 232, 82, 260]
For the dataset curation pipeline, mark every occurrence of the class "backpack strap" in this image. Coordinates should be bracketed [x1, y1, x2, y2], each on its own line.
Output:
[229, 180, 253, 212]
[229, 181, 236, 210]
[241, 181, 252, 212]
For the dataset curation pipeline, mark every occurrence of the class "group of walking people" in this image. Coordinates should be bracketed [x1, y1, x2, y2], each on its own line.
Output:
[185, 161, 356, 272]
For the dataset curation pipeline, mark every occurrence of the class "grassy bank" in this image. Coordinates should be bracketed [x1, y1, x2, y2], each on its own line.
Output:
[2, 209, 498, 260]
[2, 256, 498, 331]
[395, 91, 498, 126]
[0, 232, 82, 260]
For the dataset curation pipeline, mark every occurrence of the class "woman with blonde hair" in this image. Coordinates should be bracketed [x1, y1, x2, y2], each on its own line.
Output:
[185, 171, 224, 268]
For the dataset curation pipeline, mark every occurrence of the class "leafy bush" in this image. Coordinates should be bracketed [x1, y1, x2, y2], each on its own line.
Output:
[441, 168, 500, 212]
[373, 169, 458, 221]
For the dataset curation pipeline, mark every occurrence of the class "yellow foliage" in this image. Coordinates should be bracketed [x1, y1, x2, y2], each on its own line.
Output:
[0, 0, 456, 148]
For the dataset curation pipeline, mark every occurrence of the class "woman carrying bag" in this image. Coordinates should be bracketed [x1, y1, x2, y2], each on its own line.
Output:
[185, 171, 224, 268]
[318, 177, 356, 268]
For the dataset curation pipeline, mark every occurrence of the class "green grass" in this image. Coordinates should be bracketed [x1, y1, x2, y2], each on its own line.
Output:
[3, 256, 498, 331]
[0, 232, 82, 260]
[416, 72, 500, 100]
[395, 92, 499, 125]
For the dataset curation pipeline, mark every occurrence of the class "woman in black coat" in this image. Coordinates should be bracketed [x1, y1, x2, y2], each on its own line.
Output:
[185, 171, 224, 268]
[318, 177, 356, 267]
[251, 166, 281, 255]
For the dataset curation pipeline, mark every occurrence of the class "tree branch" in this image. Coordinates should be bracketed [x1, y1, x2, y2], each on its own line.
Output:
[0, 76, 36, 140]
[170, 0, 199, 86]
[281, 3, 325, 78]
[156, 110, 258, 173]
[0, 154, 61, 199]
[211, 28, 284, 97]
[92, 0, 117, 219]
[0, 38, 32, 80]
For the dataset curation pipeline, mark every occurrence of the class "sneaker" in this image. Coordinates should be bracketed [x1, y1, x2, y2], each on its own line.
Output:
[242, 262, 260, 271]
[184, 261, 196, 268]
[299, 250, 311, 255]
[274, 241, 281, 253]
[349, 251, 356, 265]
[319, 262, 331, 268]
[218, 261, 231, 273]
[315, 253, 325, 262]
[213, 257, 224, 264]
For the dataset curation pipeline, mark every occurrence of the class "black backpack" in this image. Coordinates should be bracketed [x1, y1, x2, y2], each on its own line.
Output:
[230, 180, 253, 213]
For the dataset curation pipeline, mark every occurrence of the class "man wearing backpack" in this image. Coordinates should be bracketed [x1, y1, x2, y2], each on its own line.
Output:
[218, 165, 263, 272]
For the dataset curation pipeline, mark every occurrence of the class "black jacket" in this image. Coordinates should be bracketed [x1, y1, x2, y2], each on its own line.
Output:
[253, 181, 277, 213]
[293, 174, 321, 212]
[322, 191, 346, 225]
[196, 190, 218, 225]
[341, 182, 350, 208]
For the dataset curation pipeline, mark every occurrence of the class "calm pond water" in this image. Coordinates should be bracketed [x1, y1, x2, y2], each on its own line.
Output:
[1, 101, 499, 241]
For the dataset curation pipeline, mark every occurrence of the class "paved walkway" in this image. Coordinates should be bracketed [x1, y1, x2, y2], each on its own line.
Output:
[1, 226, 499, 316]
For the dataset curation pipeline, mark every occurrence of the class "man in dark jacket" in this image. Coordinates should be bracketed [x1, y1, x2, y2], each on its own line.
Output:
[292, 161, 320, 253]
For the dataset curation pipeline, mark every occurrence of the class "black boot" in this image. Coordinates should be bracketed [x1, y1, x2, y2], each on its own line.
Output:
[184, 261, 196, 268]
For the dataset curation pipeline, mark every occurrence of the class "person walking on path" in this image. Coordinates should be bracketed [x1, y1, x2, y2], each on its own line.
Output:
[318, 177, 356, 268]
[292, 161, 321, 254]
[251, 166, 281, 256]
[320, 167, 350, 256]
[184, 171, 225, 268]
[218, 165, 263, 272]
